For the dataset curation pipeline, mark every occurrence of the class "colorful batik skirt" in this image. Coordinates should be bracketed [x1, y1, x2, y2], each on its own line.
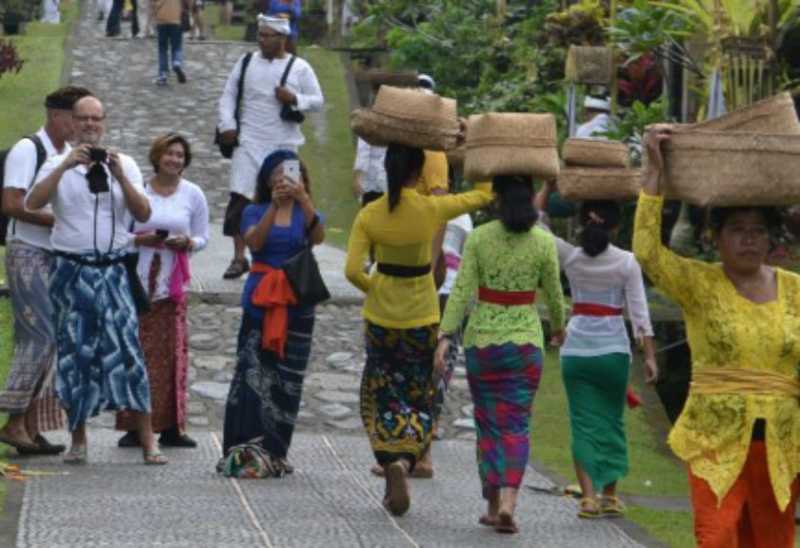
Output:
[223, 310, 315, 457]
[561, 353, 630, 490]
[117, 298, 189, 433]
[50, 250, 151, 432]
[465, 342, 543, 496]
[360, 322, 437, 469]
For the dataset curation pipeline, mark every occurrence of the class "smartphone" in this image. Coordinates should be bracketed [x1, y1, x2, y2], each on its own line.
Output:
[89, 147, 107, 163]
[283, 160, 300, 185]
[155, 229, 169, 240]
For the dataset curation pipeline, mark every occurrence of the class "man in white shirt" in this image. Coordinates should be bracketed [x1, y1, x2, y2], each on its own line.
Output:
[27, 96, 167, 466]
[217, 14, 324, 279]
[576, 96, 612, 139]
[41, 0, 61, 23]
[0, 86, 91, 456]
[352, 137, 387, 206]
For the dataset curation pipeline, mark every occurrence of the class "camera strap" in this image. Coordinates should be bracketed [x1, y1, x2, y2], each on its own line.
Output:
[92, 165, 115, 259]
[280, 55, 297, 88]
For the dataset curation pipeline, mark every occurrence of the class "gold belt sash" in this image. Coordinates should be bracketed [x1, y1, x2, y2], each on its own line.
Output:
[691, 368, 800, 398]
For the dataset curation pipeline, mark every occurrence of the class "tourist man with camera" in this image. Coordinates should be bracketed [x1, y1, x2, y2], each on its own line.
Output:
[217, 14, 323, 280]
[27, 95, 168, 466]
[0, 86, 91, 456]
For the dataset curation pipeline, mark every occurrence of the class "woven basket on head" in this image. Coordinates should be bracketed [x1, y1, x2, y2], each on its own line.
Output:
[687, 92, 800, 135]
[562, 138, 630, 168]
[463, 113, 560, 181]
[661, 129, 800, 206]
[565, 46, 613, 85]
[558, 167, 641, 201]
[350, 86, 460, 151]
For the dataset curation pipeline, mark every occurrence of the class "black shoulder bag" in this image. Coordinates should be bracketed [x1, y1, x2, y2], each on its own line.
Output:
[214, 52, 254, 159]
[124, 186, 151, 316]
[282, 215, 329, 306]
[279, 55, 305, 124]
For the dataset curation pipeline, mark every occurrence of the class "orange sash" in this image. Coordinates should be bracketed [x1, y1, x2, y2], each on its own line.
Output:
[250, 263, 297, 358]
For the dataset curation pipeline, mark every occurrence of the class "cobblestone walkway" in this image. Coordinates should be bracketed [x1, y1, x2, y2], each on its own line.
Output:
[8, 4, 654, 547]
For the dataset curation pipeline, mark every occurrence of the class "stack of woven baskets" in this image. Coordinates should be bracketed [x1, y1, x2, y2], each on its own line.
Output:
[660, 92, 800, 206]
[557, 139, 639, 200]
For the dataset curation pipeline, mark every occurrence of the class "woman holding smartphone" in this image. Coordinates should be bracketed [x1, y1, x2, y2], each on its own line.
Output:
[116, 133, 209, 448]
[222, 150, 324, 474]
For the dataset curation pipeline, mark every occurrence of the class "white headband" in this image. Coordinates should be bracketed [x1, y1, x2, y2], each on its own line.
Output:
[584, 96, 611, 112]
[257, 14, 291, 36]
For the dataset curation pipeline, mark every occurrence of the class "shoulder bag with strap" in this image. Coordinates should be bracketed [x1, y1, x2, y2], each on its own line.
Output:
[0, 135, 47, 246]
[215, 52, 254, 159]
[279, 55, 305, 124]
[281, 214, 329, 306]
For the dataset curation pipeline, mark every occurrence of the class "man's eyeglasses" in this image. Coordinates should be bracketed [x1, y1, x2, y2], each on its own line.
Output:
[74, 115, 105, 123]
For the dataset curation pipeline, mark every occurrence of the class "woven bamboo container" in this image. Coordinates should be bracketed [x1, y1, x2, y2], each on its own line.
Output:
[463, 113, 559, 181]
[350, 86, 460, 151]
[565, 46, 613, 85]
[562, 138, 630, 168]
[687, 92, 800, 135]
[661, 129, 800, 206]
[558, 167, 642, 201]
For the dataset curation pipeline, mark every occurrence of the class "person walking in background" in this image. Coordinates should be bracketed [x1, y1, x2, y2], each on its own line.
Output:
[265, 0, 301, 54]
[152, 0, 188, 86]
[41, 0, 61, 23]
[535, 181, 657, 519]
[116, 133, 209, 449]
[26, 95, 166, 466]
[576, 96, 612, 139]
[222, 150, 324, 474]
[217, 14, 323, 280]
[436, 175, 565, 534]
[189, 0, 207, 40]
[345, 143, 493, 517]
[352, 135, 386, 206]
[634, 126, 800, 547]
[0, 86, 92, 455]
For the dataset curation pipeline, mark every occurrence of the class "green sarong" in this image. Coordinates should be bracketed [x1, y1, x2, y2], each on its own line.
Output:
[561, 353, 630, 491]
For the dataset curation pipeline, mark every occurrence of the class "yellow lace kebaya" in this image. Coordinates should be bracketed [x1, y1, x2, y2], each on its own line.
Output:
[633, 192, 800, 511]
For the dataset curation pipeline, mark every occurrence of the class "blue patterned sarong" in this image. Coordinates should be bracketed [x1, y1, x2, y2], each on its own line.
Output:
[50, 250, 151, 431]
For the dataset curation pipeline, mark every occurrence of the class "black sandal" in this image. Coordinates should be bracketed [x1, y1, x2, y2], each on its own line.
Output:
[223, 258, 250, 279]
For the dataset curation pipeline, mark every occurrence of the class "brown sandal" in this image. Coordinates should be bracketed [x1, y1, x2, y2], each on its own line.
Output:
[495, 511, 519, 534]
[578, 497, 601, 519]
[223, 258, 249, 280]
[479, 514, 498, 527]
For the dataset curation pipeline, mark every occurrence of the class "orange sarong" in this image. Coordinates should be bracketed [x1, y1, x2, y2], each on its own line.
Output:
[689, 441, 800, 548]
[250, 263, 297, 358]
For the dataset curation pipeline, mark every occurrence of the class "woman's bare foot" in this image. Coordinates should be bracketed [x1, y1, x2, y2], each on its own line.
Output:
[371, 463, 433, 479]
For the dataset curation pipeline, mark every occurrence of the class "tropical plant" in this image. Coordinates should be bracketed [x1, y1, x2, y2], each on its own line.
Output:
[544, 0, 607, 47]
[0, 39, 24, 78]
[602, 97, 670, 164]
[617, 53, 663, 106]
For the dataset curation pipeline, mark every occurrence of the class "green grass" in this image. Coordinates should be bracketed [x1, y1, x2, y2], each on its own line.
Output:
[203, 4, 246, 42]
[627, 506, 696, 548]
[298, 46, 358, 249]
[0, 0, 77, 515]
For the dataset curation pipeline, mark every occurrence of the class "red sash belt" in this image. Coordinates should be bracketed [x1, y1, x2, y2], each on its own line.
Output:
[571, 303, 623, 317]
[478, 287, 536, 306]
[251, 262, 297, 358]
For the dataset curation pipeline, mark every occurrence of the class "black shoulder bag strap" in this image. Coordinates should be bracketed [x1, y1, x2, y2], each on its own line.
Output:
[280, 55, 297, 87]
[234, 52, 254, 133]
[11, 134, 47, 237]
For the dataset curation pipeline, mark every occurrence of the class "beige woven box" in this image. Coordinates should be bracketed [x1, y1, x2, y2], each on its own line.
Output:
[565, 46, 613, 85]
[558, 167, 641, 201]
[687, 92, 800, 135]
[563, 138, 630, 168]
[463, 113, 560, 181]
[350, 86, 460, 151]
[662, 129, 800, 206]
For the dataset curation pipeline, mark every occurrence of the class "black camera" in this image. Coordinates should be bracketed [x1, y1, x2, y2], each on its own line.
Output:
[86, 162, 110, 194]
[280, 104, 305, 124]
[89, 147, 107, 163]
[155, 229, 169, 239]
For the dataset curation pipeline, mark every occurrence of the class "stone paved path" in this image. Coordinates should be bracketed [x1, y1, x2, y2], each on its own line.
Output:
[7, 4, 656, 547]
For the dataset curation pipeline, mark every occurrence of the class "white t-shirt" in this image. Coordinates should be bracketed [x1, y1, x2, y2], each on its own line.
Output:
[133, 180, 209, 301]
[439, 213, 473, 296]
[353, 138, 387, 194]
[575, 113, 610, 139]
[218, 52, 324, 198]
[3, 128, 67, 249]
[33, 152, 146, 254]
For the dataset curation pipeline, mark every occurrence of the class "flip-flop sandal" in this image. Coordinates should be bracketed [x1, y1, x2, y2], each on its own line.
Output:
[479, 514, 499, 527]
[578, 497, 602, 519]
[223, 259, 249, 280]
[143, 449, 169, 465]
[0, 432, 38, 452]
[495, 511, 519, 534]
[371, 464, 384, 477]
[600, 495, 625, 517]
[63, 445, 88, 465]
[385, 462, 410, 516]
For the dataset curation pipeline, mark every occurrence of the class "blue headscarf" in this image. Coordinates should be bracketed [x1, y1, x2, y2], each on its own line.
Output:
[256, 149, 298, 202]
